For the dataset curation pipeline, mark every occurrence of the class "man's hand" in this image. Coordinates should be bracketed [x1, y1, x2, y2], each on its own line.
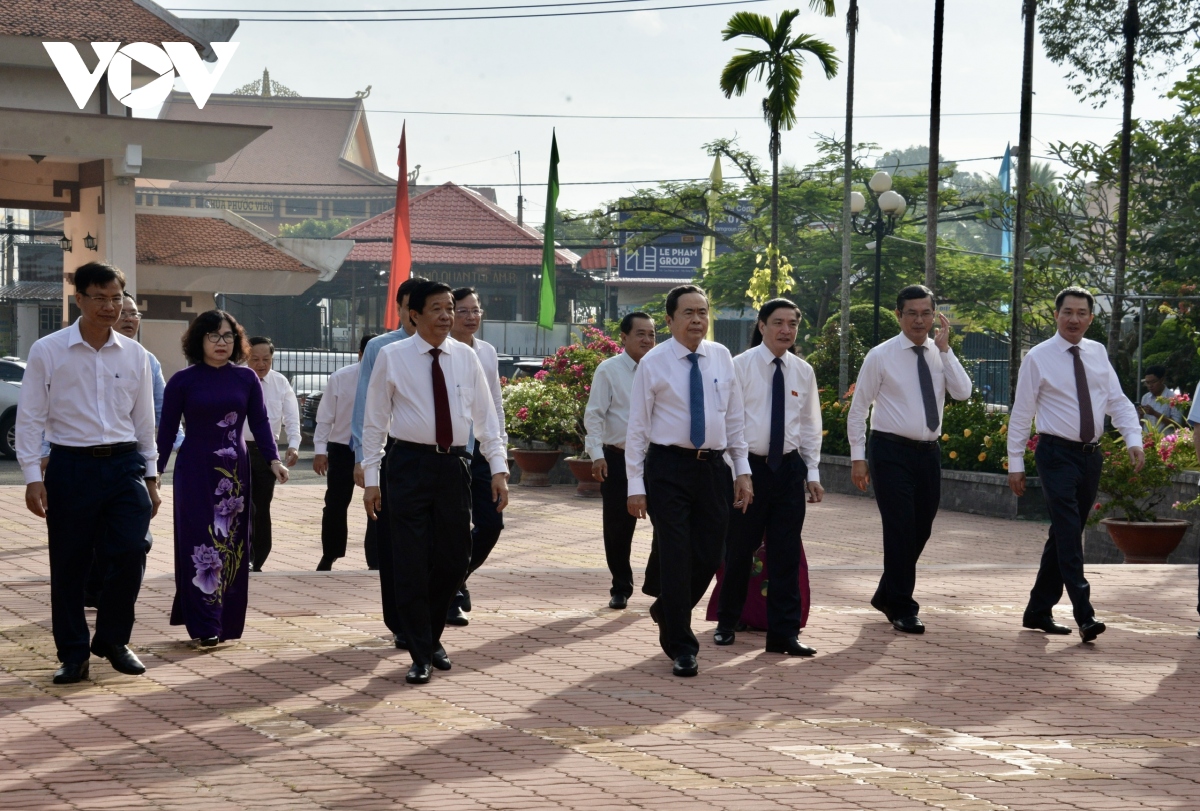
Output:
[25, 482, 48, 518]
[147, 479, 161, 518]
[592, 458, 608, 481]
[933, 311, 952, 353]
[491, 473, 510, 512]
[284, 448, 300, 468]
[270, 460, 290, 484]
[40, 457, 49, 475]
[1009, 472, 1026, 497]
[627, 495, 648, 519]
[806, 481, 825, 504]
[851, 460, 870, 491]
[353, 463, 365, 489]
[1128, 445, 1146, 472]
[313, 454, 328, 476]
[364, 485, 381, 520]
[732, 474, 754, 514]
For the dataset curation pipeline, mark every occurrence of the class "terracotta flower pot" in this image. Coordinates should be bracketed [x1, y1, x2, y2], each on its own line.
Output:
[1100, 518, 1191, 564]
[511, 448, 562, 487]
[565, 456, 602, 498]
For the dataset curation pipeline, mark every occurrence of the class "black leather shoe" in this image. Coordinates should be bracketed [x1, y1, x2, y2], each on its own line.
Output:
[648, 600, 663, 625]
[608, 594, 628, 610]
[713, 626, 736, 646]
[316, 555, 334, 572]
[91, 644, 145, 675]
[405, 663, 432, 684]
[1080, 618, 1107, 643]
[53, 662, 89, 684]
[766, 636, 816, 656]
[1022, 615, 1072, 635]
[870, 596, 891, 620]
[459, 589, 472, 612]
[198, 637, 220, 647]
[672, 654, 698, 677]
[891, 616, 925, 634]
[446, 606, 469, 627]
[393, 634, 409, 650]
[432, 647, 451, 671]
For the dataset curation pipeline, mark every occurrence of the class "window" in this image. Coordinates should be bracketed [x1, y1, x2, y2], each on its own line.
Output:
[0, 362, 23, 382]
[157, 195, 192, 208]
[285, 199, 319, 217]
[329, 199, 365, 218]
[39, 306, 62, 337]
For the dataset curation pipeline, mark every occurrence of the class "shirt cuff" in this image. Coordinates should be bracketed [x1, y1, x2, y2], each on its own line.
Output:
[732, 458, 751, 478]
[22, 463, 42, 484]
[314, 442, 328, 455]
[850, 444, 867, 462]
[584, 439, 603, 460]
[807, 467, 820, 483]
[628, 476, 646, 497]
[364, 464, 381, 488]
[488, 453, 508, 477]
[1008, 455, 1025, 474]
[145, 460, 157, 478]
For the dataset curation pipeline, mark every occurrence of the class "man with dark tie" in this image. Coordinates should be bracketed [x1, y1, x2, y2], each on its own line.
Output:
[584, 311, 656, 609]
[626, 284, 753, 677]
[715, 298, 823, 656]
[361, 280, 509, 684]
[1008, 286, 1143, 642]
[848, 285, 973, 634]
[17, 261, 160, 683]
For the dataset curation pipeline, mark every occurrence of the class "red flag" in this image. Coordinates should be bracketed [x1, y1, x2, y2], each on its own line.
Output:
[384, 123, 412, 331]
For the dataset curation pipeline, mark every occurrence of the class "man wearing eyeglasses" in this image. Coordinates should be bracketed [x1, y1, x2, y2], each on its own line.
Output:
[17, 262, 160, 684]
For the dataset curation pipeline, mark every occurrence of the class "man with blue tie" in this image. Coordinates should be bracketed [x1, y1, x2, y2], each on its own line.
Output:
[626, 285, 753, 677]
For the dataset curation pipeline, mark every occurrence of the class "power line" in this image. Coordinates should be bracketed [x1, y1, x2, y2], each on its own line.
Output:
[187, 0, 770, 22]
[171, 0, 665, 12]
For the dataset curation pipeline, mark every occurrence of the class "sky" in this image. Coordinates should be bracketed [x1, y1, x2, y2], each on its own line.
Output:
[163, 0, 1193, 221]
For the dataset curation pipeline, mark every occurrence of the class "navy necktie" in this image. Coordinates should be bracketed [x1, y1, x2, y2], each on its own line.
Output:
[768, 357, 785, 471]
[913, 345, 940, 432]
[688, 352, 705, 449]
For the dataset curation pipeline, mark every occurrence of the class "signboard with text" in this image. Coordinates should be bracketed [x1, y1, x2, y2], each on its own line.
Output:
[616, 202, 752, 280]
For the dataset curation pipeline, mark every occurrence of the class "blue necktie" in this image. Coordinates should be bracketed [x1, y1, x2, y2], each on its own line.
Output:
[688, 352, 705, 449]
[768, 356, 785, 471]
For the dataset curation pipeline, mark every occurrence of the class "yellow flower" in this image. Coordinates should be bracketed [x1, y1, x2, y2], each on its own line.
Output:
[821, 429, 829, 436]
[984, 435, 993, 448]
[999, 423, 1008, 434]
[949, 451, 958, 459]
[963, 428, 972, 438]
[1002, 459, 1009, 470]
[978, 452, 988, 462]
[941, 433, 950, 441]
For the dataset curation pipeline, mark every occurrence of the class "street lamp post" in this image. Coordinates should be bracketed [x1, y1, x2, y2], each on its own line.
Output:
[850, 171, 907, 346]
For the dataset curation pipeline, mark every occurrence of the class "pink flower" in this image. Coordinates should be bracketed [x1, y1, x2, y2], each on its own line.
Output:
[533, 370, 548, 381]
[517, 407, 529, 421]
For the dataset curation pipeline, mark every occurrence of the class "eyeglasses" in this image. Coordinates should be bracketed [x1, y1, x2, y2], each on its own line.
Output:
[119, 311, 142, 321]
[205, 332, 237, 344]
[901, 311, 934, 321]
[455, 308, 484, 317]
[87, 296, 125, 308]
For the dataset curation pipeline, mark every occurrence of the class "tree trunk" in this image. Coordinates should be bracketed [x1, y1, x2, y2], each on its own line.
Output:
[1010, 0, 1036, 407]
[1108, 0, 1139, 366]
[770, 125, 780, 298]
[924, 0, 946, 292]
[838, 0, 859, 397]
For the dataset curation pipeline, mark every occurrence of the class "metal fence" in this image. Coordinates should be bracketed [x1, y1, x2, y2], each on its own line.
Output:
[958, 332, 1011, 407]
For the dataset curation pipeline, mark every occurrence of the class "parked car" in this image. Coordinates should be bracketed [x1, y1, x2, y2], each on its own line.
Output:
[301, 391, 323, 441]
[290, 373, 330, 443]
[0, 359, 26, 459]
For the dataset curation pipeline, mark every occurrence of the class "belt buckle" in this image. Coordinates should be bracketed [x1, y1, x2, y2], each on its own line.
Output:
[94, 446, 112, 458]
[1082, 442, 1098, 455]
[695, 449, 710, 461]
[435, 444, 449, 454]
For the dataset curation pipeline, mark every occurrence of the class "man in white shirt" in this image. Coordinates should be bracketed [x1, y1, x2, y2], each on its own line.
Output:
[1137, 365, 1183, 432]
[313, 333, 377, 571]
[584, 311, 656, 609]
[445, 287, 508, 626]
[17, 262, 159, 684]
[848, 285, 973, 634]
[715, 299, 823, 656]
[626, 284, 753, 678]
[362, 281, 509, 684]
[1008, 286, 1144, 642]
[245, 337, 301, 571]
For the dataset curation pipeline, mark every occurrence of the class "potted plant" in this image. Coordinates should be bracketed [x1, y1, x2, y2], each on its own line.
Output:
[502, 377, 580, 486]
[537, 326, 621, 497]
[1090, 428, 1196, 563]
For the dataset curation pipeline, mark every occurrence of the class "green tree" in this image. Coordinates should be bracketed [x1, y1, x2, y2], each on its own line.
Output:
[278, 218, 354, 239]
[719, 6, 839, 296]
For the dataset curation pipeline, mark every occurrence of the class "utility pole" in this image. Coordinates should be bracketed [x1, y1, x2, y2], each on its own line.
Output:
[515, 150, 524, 226]
[924, 0, 946, 292]
[838, 0, 859, 397]
[1010, 0, 1036, 406]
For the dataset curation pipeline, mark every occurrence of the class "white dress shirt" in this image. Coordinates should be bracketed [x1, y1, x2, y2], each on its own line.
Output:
[1140, 389, 1183, 431]
[361, 334, 507, 487]
[313, 362, 360, 455]
[1191, 381, 1200, 428]
[734, 343, 822, 483]
[583, 352, 637, 460]
[16, 319, 157, 483]
[847, 332, 974, 461]
[468, 336, 508, 449]
[243, 368, 301, 451]
[1007, 333, 1141, 473]
[624, 337, 750, 497]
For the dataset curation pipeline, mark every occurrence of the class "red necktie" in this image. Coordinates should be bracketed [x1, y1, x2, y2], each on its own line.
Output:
[1069, 345, 1095, 443]
[430, 347, 453, 450]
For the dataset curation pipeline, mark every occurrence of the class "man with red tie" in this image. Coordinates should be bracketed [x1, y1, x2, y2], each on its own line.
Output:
[1008, 286, 1143, 642]
[361, 281, 509, 684]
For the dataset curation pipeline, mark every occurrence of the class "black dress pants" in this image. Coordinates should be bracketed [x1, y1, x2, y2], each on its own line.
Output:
[1026, 438, 1101, 626]
[322, 442, 376, 562]
[601, 445, 638, 598]
[717, 452, 807, 641]
[466, 445, 505, 573]
[45, 448, 152, 665]
[644, 446, 732, 659]
[248, 442, 276, 571]
[375, 438, 401, 634]
[386, 443, 472, 667]
[868, 434, 941, 620]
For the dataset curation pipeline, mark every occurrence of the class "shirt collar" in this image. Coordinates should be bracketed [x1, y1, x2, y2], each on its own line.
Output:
[66, 318, 119, 351]
[898, 332, 929, 350]
[1052, 332, 1085, 353]
[753, 341, 789, 365]
[618, 351, 638, 371]
[414, 333, 454, 356]
[670, 337, 706, 359]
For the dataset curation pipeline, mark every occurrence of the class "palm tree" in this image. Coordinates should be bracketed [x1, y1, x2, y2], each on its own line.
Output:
[720, 5, 839, 296]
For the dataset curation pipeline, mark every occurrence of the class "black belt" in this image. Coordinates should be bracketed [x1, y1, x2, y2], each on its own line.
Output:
[1038, 433, 1100, 454]
[390, 438, 470, 459]
[649, 442, 724, 462]
[50, 442, 138, 458]
[748, 449, 800, 464]
[602, 444, 625, 454]
[871, 431, 939, 449]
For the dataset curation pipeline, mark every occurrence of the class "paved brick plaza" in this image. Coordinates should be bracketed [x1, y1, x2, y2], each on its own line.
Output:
[2, 485, 1200, 810]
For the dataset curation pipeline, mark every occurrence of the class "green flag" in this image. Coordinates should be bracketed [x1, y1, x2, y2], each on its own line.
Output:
[537, 131, 560, 330]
